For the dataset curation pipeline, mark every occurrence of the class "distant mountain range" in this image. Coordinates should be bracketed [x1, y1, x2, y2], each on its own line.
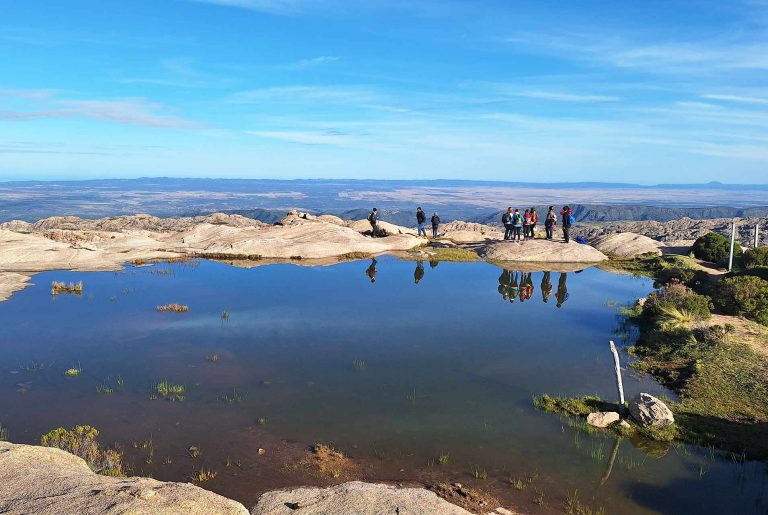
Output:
[1, 177, 768, 224]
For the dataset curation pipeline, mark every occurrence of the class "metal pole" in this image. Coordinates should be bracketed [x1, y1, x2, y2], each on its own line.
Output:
[609, 341, 625, 408]
[756, 224, 760, 249]
[728, 221, 737, 271]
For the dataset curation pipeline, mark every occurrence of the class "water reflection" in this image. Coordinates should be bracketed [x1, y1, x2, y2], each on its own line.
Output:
[414, 261, 425, 284]
[365, 258, 377, 283]
[497, 269, 570, 307]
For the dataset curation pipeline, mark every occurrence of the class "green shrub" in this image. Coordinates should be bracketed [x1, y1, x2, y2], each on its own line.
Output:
[736, 267, 768, 282]
[713, 276, 768, 325]
[644, 283, 713, 322]
[692, 232, 741, 265]
[41, 425, 123, 476]
[743, 248, 768, 269]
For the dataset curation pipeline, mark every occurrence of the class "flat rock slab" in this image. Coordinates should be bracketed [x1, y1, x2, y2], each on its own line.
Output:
[587, 411, 621, 428]
[589, 233, 662, 258]
[0, 442, 249, 515]
[252, 481, 473, 515]
[479, 239, 608, 263]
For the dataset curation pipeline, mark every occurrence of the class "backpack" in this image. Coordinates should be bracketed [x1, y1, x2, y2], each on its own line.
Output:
[502, 212, 511, 224]
[513, 213, 523, 226]
[568, 215, 576, 225]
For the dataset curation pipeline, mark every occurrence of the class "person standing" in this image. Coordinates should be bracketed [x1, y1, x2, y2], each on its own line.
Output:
[416, 207, 427, 237]
[512, 208, 524, 242]
[529, 207, 538, 239]
[502, 207, 514, 240]
[368, 208, 380, 238]
[523, 209, 532, 240]
[545, 206, 557, 240]
[560, 205, 573, 243]
[430, 212, 441, 238]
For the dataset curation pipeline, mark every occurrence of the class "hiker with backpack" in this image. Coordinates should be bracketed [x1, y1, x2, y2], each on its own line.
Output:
[431, 212, 441, 238]
[416, 207, 427, 237]
[529, 207, 538, 238]
[502, 207, 514, 240]
[512, 208, 524, 241]
[560, 205, 574, 243]
[545, 206, 557, 240]
[368, 208, 380, 238]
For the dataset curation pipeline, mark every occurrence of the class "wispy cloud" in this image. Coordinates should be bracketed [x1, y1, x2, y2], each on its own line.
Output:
[229, 85, 381, 105]
[0, 91, 201, 129]
[508, 90, 620, 103]
[190, 0, 318, 14]
[247, 129, 351, 145]
[290, 56, 340, 69]
[702, 94, 768, 106]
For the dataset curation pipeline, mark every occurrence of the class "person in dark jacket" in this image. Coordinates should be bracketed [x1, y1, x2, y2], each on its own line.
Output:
[544, 206, 557, 240]
[555, 272, 569, 307]
[430, 213, 441, 239]
[560, 205, 573, 243]
[541, 271, 553, 302]
[368, 208, 380, 238]
[416, 207, 427, 237]
[502, 207, 513, 240]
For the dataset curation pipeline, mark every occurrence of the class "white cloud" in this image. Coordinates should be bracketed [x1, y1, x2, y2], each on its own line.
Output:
[247, 130, 351, 145]
[190, 0, 317, 14]
[291, 56, 340, 68]
[509, 90, 620, 103]
[702, 94, 768, 105]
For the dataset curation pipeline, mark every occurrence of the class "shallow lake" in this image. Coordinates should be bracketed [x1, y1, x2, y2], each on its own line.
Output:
[1, 257, 766, 513]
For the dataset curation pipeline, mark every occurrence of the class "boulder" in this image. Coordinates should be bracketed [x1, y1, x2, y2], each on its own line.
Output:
[589, 233, 662, 258]
[439, 221, 503, 243]
[0, 442, 249, 515]
[586, 411, 620, 428]
[629, 393, 675, 427]
[346, 219, 418, 236]
[478, 239, 608, 264]
[252, 481, 472, 515]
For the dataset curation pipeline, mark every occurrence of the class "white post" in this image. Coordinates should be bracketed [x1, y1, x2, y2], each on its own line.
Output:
[756, 225, 760, 249]
[609, 341, 625, 408]
[728, 221, 737, 271]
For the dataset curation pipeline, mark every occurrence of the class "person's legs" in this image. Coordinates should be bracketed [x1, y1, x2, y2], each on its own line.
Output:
[514, 227, 521, 241]
[418, 223, 426, 237]
[531, 224, 536, 238]
[563, 226, 570, 243]
[432, 225, 438, 238]
[504, 225, 512, 240]
[546, 225, 552, 239]
[371, 224, 379, 238]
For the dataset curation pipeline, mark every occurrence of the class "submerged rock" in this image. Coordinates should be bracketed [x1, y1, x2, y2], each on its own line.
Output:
[629, 393, 675, 427]
[253, 481, 473, 515]
[586, 411, 621, 428]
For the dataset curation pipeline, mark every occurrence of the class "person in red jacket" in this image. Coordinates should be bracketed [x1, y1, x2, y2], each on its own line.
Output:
[560, 205, 573, 243]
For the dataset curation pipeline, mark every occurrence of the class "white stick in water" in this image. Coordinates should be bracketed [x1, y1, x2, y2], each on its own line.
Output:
[609, 340, 625, 407]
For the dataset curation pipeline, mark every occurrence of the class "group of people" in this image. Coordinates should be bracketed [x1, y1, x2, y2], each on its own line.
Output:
[502, 205, 575, 243]
[367, 205, 575, 242]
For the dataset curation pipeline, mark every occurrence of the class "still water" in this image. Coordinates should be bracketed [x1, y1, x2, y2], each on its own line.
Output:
[1, 257, 766, 513]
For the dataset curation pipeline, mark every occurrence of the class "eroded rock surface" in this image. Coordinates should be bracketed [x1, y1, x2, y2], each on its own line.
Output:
[629, 393, 675, 427]
[589, 233, 662, 258]
[587, 411, 621, 428]
[0, 442, 249, 515]
[479, 239, 608, 264]
[252, 481, 473, 515]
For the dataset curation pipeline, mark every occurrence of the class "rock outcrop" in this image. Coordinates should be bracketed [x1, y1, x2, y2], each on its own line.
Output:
[440, 221, 503, 243]
[252, 481, 473, 515]
[478, 239, 608, 264]
[589, 233, 662, 258]
[586, 412, 621, 428]
[629, 393, 675, 427]
[0, 442, 249, 515]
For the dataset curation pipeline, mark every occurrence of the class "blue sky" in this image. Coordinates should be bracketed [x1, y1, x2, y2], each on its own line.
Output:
[1, 0, 767, 183]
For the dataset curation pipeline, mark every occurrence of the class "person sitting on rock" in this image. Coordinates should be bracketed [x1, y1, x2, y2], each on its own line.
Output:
[416, 207, 427, 237]
[430, 213, 441, 239]
[367, 208, 380, 238]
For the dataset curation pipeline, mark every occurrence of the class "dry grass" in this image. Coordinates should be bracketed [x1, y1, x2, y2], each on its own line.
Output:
[51, 281, 83, 295]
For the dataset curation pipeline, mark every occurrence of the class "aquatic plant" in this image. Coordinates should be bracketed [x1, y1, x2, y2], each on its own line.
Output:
[156, 304, 189, 313]
[590, 442, 605, 463]
[162, 456, 173, 465]
[406, 388, 417, 404]
[40, 425, 123, 476]
[187, 446, 201, 458]
[471, 466, 488, 480]
[220, 388, 245, 405]
[116, 375, 124, 387]
[352, 358, 367, 371]
[564, 490, 605, 515]
[533, 489, 545, 505]
[154, 380, 185, 401]
[205, 353, 219, 363]
[220, 310, 230, 322]
[258, 417, 267, 426]
[510, 478, 526, 490]
[96, 382, 113, 395]
[337, 251, 372, 261]
[20, 360, 51, 372]
[438, 452, 449, 465]
[191, 467, 217, 483]
[0, 423, 8, 441]
[51, 281, 83, 295]
[64, 365, 82, 377]
[192, 252, 262, 261]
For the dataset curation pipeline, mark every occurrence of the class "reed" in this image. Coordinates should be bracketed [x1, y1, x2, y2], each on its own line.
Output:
[154, 380, 185, 401]
[51, 281, 83, 295]
[156, 304, 189, 313]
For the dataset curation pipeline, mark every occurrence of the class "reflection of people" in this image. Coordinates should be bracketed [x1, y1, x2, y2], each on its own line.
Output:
[524, 272, 534, 300]
[414, 261, 425, 284]
[429, 260, 439, 269]
[509, 272, 520, 302]
[555, 272, 569, 308]
[365, 258, 377, 283]
[368, 208, 380, 238]
[498, 269, 511, 300]
[541, 271, 553, 303]
[416, 207, 427, 237]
